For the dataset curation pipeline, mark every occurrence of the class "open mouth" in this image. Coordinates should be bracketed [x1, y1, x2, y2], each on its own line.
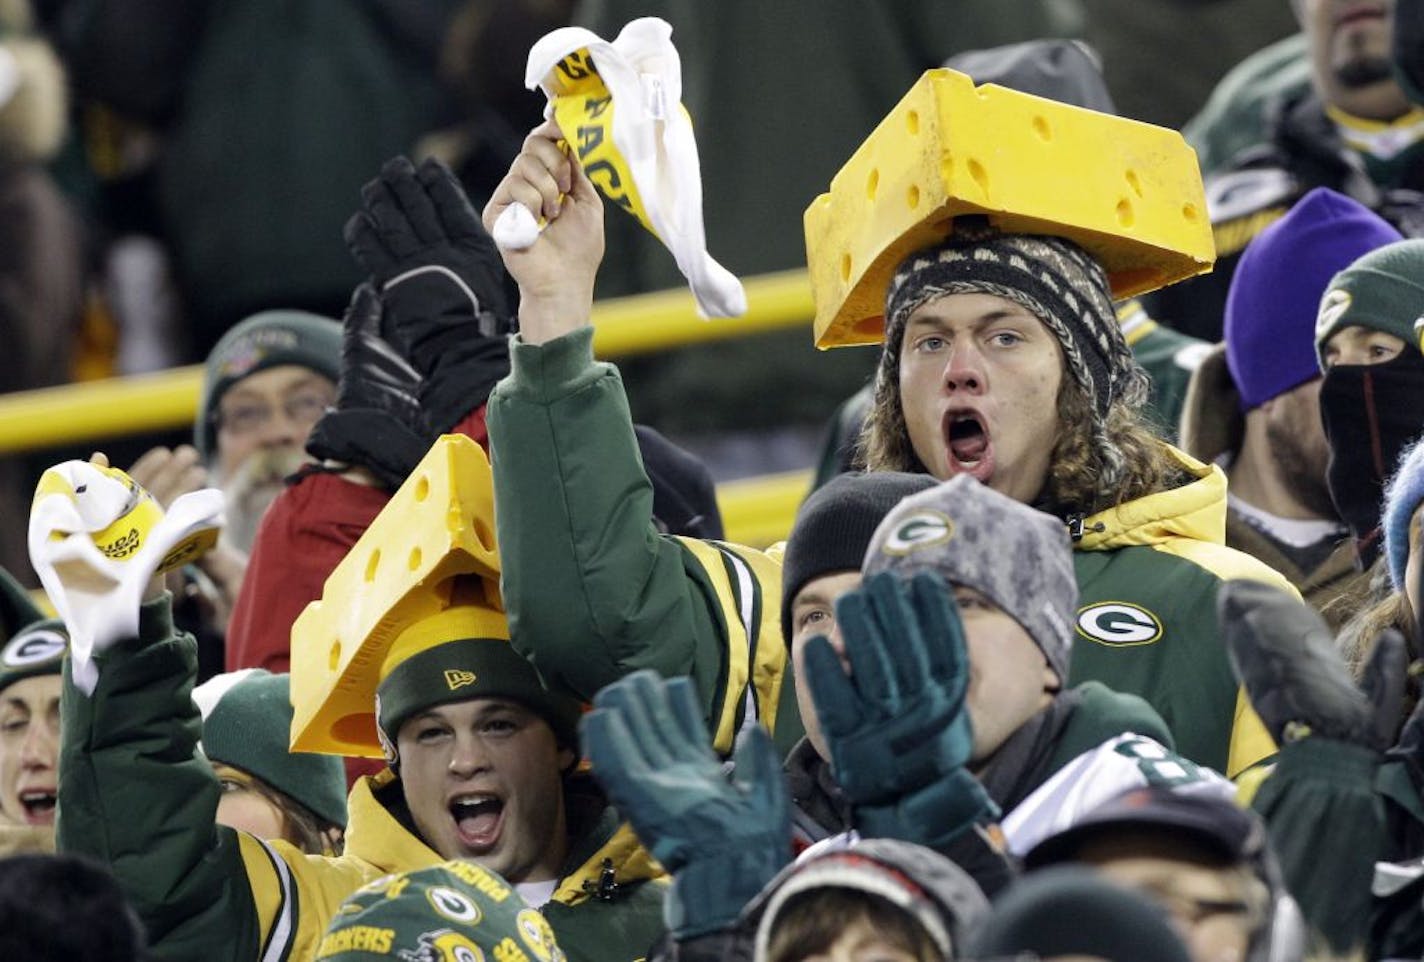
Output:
[19, 789, 56, 825]
[945, 412, 994, 480]
[449, 794, 504, 851]
[1335, 3, 1386, 28]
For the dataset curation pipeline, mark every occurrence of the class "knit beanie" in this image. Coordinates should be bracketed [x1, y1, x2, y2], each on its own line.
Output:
[0, 566, 43, 642]
[966, 865, 1191, 962]
[873, 231, 1148, 487]
[375, 637, 582, 769]
[863, 474, 1077, 683]
[781, 472, 936, 641]
[317, 860, 566, 962]
[193, 670, 348, 827]
[1383, 436, 1424, 590]
[0, 617, 66, 699]
[195, 309, 342, 461]
[1226, 187, 1401, 410]
[634, 424, 724, 540]
[1314, 238, 1424, 369]
[745, 839, 988, 962]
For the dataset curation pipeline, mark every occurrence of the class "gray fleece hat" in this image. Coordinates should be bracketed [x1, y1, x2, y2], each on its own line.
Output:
[863, 474, 1077, 682]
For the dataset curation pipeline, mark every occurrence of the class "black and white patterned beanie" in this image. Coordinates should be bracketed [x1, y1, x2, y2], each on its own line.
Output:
[874, 231, 1148, 488]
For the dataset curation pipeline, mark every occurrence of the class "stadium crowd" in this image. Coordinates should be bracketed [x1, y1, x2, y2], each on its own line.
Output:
[4, 2, 1424, 961]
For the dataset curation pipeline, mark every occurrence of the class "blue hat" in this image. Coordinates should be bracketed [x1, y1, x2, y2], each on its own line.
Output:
[1383, 437, 1424, 591]
[1225, 188, 1400, 410]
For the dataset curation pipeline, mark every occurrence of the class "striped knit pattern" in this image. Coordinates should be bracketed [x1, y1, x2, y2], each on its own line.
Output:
[877, 234, 1148, 491]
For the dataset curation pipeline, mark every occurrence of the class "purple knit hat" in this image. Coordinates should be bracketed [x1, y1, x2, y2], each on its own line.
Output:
[1225, 187, 1400, 411]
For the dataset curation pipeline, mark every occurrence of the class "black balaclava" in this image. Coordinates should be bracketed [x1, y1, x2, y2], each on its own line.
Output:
[1321, 349, 1424, 567]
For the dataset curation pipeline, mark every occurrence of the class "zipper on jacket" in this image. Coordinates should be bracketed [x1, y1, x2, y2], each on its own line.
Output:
[1064, 514, 1106, 542]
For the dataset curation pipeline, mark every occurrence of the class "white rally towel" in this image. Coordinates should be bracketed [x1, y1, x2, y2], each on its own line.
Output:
[28, 461, 224, 695]
[492, 17, 746, 319]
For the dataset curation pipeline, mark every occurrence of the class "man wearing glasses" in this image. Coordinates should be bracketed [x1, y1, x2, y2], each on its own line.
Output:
[125, 310, 340, 679]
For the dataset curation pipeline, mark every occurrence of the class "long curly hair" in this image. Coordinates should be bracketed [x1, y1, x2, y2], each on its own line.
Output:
[859, 349, 1183, 517]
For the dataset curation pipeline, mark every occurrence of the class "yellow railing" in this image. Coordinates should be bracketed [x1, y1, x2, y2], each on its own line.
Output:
[0, 269, 820, 545]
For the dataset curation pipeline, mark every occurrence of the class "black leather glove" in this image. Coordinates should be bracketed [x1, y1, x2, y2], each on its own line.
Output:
[306, 284, 432, 491]
[344, 155, 513, 434]
[1219, 579, 1407, 750]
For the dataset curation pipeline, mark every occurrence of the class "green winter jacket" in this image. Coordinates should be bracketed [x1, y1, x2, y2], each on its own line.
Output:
[55, 596, 666, 962]
[1068, 446, 1291, 777]
[488, 330, 1284, 778]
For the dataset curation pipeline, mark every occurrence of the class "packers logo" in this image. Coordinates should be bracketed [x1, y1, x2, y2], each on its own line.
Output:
[0, 628, 66, 668]
[444, 669, 477, 691]
[427, 886, 482, 925]
[881, 511, 954, 556]
[1414, 315, 1424, 353]
[1076, 602, 1162, 646]
[402, 929, 484, 962]
[1316, 288, 1352, 339]
[517, 909, 563, 962]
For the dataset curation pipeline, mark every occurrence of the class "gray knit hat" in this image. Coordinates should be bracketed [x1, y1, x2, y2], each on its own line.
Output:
[863, 474, 1077, 682]
[871, 231, 1148, 487]
[193, 669, 348, 827]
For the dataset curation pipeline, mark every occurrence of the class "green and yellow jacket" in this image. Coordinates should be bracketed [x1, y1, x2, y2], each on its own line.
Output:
[1068, 446, 1291, 777]
[56, 597, 665, 962]
[488, 330, 1285, 778]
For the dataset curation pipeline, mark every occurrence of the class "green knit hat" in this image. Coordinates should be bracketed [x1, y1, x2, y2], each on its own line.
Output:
[194, 309, 342, 462]
[0, 567, 43, 641]
[192, 669, 348, 827]
[375, 639, 582, 769]
[1314, 239, 1424, 369]
[316, 860, 567, 962]
[0, 618, 67, 699]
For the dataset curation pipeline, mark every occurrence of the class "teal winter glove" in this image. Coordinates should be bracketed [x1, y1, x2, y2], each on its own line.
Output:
[803, 571, 999, 848]
[581, 671, 791, 938]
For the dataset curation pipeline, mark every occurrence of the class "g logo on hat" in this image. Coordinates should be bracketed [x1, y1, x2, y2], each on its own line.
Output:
[427, 885, 482, 926]
[422, 929, 485, 962]
[882, 511, 954, 555]
[1316, 288, 1352, 339]
[1, 628, 66, 668]
[1076, 602, 1162, 646]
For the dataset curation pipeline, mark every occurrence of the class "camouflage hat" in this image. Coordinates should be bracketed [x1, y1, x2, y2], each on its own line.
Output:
[316, 860, 567, 962]
[863, 474, 1077, 682]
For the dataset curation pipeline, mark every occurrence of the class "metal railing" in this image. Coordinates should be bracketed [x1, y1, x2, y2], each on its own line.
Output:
[0, 269, 821, 545]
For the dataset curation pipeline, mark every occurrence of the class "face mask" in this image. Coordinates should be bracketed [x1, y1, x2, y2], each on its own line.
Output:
[1320, 351, 1424, 567]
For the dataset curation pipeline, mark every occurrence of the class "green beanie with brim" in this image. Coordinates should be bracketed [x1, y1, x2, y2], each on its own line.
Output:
[317, 860, 566, 961]
[195, 309, 342, 462]
[0, 617, 66, 698]
[193, 669, 348, 828]
[375, 639, 581, 769]
[0, 567, 44, 641]
[1314, 238, 1424, 369]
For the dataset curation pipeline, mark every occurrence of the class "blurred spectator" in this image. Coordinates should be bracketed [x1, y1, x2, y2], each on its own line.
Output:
[1024, 787, 1301, 962]
[127, 308, 340, 680]
[1178, 188, 1401, 628]
[1149, 0, 1424, 341]
[55, 0, 462, 359]
[0, 852, 148, 962]
[0, 568, 62, 856]
[191, 669, 347, 854]
[965, 865, 1194, 962]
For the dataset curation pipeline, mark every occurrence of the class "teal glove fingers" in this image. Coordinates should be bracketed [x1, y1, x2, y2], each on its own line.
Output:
[908, 569, 970, 708]
[811, 573, 976, 804]
[581, 669, 791, 924]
